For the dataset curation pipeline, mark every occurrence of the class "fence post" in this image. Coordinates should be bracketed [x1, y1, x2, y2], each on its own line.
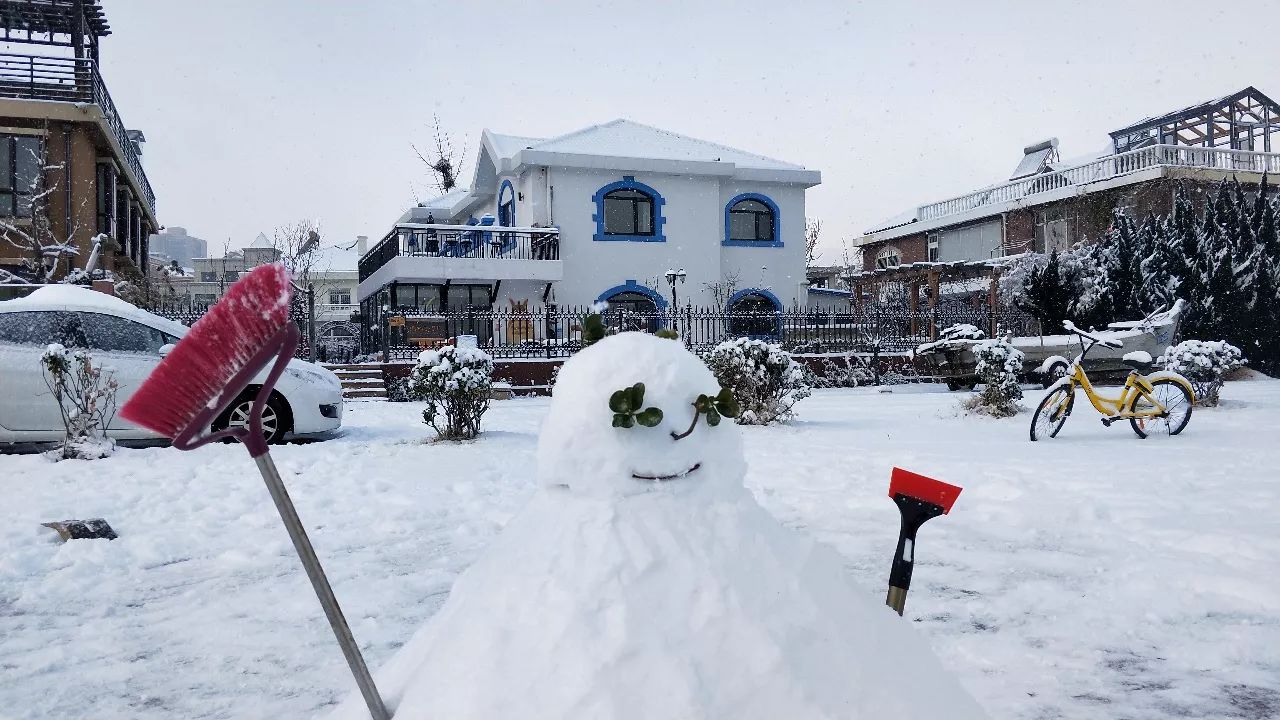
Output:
[307, 282, 317, 363]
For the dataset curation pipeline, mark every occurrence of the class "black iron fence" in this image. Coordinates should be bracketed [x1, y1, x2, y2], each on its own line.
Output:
[376, 304, 1039, 361]
[359, 225, 561, 282]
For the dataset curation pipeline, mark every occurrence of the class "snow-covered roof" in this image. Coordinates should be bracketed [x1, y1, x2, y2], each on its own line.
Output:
[0, 285, 190, 337]
[485, 119, 821, 186]
[248, 233, 273, 249]
[308, 244, 359, 273]
[416, 188, 479, 216]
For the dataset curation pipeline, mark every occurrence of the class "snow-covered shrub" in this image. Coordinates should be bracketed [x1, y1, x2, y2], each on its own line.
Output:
[705, 338, 811, 424]
[808, 355, 873, 389]
[963, 337, 1024, 418]
[409, 345, 494, 440]
[1158, 340, 1244, 407]
[39, 344, 119, 460]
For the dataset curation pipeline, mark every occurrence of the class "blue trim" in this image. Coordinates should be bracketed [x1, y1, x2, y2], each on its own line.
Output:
[592, 176, 667, 243]
[725, 287, 783, 339]
[723, 192, 783, 247]
[497, 179, 515, 226]
[596, 279, 668, 309]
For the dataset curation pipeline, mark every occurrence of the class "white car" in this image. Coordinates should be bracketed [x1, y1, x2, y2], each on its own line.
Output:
[0, 285, 344, 446]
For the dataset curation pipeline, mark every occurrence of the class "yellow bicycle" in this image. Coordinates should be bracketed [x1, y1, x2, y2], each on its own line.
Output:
[1030, 320, 1194, 441]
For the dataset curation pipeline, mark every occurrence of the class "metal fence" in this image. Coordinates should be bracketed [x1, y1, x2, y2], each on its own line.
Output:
[377, 304, 1039, 361]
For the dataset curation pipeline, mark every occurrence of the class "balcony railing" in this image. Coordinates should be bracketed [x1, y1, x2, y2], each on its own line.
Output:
[358, 223, 561, 282]
[0, 53, 155, 216]
[915, 144, 1280, 224]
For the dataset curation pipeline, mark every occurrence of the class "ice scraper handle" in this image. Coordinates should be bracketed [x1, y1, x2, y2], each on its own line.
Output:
[253, 452, 391, 720]
[885, 493, 946, 616]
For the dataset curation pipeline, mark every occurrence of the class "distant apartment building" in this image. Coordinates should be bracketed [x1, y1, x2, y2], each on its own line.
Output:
[0, 1, 159, 282]
[855, 87, 1279, 272]
[149, 226, 207, 267]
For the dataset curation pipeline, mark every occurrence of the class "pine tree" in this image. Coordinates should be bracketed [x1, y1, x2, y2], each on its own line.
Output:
[1142, 185, 1201, 313]
[1248, 249, 1280, 373]
[1018, 250, 1075, 333]
[1097, 210, 1145, 324]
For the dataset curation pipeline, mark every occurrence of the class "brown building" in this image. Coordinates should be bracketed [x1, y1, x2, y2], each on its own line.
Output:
[0, 0, 157, 284]
[855, 87, 1280, 273]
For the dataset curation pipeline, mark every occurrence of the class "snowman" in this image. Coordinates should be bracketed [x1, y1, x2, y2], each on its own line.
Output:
[331, 332, 987, 719]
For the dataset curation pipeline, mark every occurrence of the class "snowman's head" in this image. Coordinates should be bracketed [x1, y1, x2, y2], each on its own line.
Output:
[537, 332, 746, 500]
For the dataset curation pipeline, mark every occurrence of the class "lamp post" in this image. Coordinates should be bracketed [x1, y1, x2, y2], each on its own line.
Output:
[664, 268, 686, 332]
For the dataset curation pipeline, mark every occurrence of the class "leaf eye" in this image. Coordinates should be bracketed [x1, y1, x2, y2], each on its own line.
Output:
[608, 382, 662, 430]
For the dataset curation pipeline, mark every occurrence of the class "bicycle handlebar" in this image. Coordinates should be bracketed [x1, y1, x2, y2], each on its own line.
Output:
[1062, 319, 1122, 348]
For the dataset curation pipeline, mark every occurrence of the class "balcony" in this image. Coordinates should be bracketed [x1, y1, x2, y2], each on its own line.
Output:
[358, 223, 562, 290]
[0, 52, 155, 216]
[915, 144, 1280, 224]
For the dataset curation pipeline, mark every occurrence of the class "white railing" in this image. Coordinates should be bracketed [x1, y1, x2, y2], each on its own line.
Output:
[916, 144, 1280, 223]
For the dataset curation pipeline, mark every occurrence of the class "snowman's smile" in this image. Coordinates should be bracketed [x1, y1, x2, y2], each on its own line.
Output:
[632, 463, 701, 482]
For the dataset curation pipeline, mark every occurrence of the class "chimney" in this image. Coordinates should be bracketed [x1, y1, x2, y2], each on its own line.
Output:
[356, 235, 368, 255]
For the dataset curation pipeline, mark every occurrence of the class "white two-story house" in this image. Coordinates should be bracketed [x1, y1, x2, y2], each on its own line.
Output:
[357, 119, 820, 350]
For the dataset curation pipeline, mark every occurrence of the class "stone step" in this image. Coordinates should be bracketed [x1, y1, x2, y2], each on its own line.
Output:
[333, 370, 383, 380]
[322, 363, 383, 372]
[345, 388, 388, 399]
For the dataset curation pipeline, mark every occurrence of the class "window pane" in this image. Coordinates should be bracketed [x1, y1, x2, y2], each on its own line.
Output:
[635, 199, 652, 234]
[14, 137, 41, 193]
[603, 197, 635, 234]
[0, 139, 10, 190]
[0, 311, 56, 345]
[756, 213, 774, 241]
[730, 212, 756, 240]
[81, 313, 161, 353]
[0, 192, 14, 217]
[16, 192, 34, 218]
[734, 200, 767, 213]
[394, 284, 416, 308]
[417, 285, 440, 312]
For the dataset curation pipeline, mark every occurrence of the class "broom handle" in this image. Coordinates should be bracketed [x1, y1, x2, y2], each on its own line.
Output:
[254, 453, 391, 720]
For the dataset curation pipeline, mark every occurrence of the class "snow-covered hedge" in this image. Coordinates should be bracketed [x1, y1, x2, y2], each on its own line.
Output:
[1158, 340, 1244, 407]
[807, 355, 873, 389]
[964, 337, 1024, 418]
[409, 345, 494, 440]
[704, 338, 811, 425]
[40, 344, 119, 460]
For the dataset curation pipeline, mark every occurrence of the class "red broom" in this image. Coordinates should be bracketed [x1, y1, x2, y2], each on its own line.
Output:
[884, 467, 962, 616]
[120, 264, 389, 720]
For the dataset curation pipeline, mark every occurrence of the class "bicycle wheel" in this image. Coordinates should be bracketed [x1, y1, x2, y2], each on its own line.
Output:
[1127, 378, 1193, 438]
[1030, 385, 1073, 441]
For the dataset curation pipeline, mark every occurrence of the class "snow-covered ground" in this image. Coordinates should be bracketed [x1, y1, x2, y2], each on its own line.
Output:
[2, 379, 1279, 719]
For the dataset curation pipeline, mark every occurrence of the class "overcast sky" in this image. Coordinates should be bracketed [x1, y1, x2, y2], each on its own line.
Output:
[100, 0, 1278, 262]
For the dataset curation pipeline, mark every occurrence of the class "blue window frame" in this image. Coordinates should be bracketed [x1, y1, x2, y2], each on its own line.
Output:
[592, 176, 666, 242]
[725, 287, 783, 338]
[596, 280, 667, 332]
[497, 179, 515, 226]
[723, 193, 783, 247]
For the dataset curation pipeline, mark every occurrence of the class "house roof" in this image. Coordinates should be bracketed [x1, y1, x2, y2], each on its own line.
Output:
[483, 119, 821, 186]
[248, 232, 273, 248]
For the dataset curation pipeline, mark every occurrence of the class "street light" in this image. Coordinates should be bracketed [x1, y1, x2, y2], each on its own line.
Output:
[664, 268, 687, 332]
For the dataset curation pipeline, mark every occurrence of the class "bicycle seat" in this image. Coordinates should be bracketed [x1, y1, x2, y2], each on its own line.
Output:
[1121, 350, 1153, 372]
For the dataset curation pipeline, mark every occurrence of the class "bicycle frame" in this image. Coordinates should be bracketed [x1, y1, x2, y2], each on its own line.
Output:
[1054, 335, 1167, 420]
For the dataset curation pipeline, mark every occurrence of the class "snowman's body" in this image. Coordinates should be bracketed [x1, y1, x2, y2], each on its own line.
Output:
[331, 333, 987, 719]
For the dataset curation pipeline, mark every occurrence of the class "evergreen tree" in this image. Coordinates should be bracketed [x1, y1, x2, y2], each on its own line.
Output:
[1248, 249, 1280, 373]
[1018, 250, 1076, 333]
[1095, 210, 1145, 324]
[1142, 185, 1201, 313]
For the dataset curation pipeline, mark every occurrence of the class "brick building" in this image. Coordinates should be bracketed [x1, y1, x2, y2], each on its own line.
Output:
[855, 87, 1279, 272]
[0, 0, 158, 283]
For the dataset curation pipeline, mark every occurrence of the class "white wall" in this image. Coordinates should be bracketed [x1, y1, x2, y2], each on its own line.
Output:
[540, 167, 808, 309]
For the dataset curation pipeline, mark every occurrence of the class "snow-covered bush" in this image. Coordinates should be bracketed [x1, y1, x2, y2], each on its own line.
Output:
[704, 338, 811, 424]
[963, 337, 1024, 418]
[808, 355, 873, 389]
[39, 344, 119, 460]
[1158, 340, 1244, 407]
[409, 345, 494, 440]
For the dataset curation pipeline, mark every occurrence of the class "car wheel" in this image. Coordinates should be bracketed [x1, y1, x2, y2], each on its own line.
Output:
[213, 391, 290, 444]
[1041, 361, 1068, 389]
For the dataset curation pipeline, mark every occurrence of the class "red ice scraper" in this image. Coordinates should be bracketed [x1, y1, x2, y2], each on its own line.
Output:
[120, 264, 389, 720]
[885, 467, 962, 616]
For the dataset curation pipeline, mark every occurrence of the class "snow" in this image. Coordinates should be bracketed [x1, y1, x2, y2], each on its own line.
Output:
[526, 119, 809, 172]
[2, 379, 1280, 719]
[1123, 350, 1153, 364]
[336, 332, 984, 718]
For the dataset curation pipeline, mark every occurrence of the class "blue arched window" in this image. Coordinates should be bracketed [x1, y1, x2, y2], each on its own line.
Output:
[723, 193, 782, 247]
[726, 287, 782, 338]
[592, 176, 666, 242]
[596, 280, 667, 332]
[497, 179, 515, 226]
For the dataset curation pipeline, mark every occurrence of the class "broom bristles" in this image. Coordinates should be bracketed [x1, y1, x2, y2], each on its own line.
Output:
[119, 263, 294, 439]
